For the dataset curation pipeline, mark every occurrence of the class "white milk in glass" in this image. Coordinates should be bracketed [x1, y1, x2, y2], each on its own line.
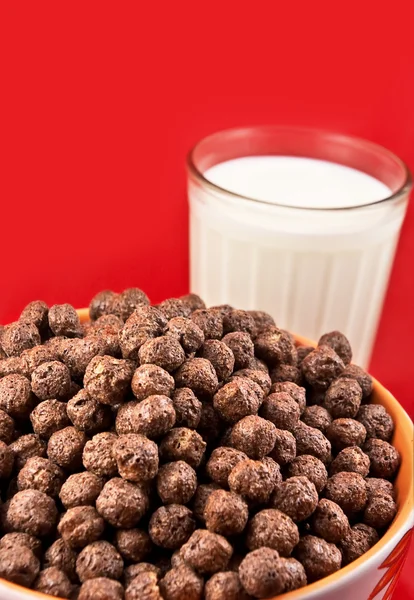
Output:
[188, 156, 406, 367]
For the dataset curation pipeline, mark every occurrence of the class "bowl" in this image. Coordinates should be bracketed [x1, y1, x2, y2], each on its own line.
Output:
[0, 311, 412, 600]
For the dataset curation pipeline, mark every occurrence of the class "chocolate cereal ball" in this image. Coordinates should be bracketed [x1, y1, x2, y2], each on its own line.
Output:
[180, 293, 206, 312]
[160, 564, 204, 600]
[0, 373, 35, 418]
[239, 547, 284, 598]
[286, 455, 328, 493]
[84, 355, 134, 406]
[324, 377, 362, 418]
[96, 478, 149, 528]
[119, 306, 167, 360]
[124, 563, 161, 586]
[230, 416, 276, 459]
[204, 571, 251, 600]
[157, 461, 197, 504]
[6, 489, 57, 537]
[181, 529, 233, 574]
[0, 545, 40, 587]
[271, 476, 318, 522]
[0, 532, 42, 559]
[260, 392, 300, 431]
[311, 499, 349, 543]
[357, 404, 394, 441]
[113, 434, 159, 482]
[268, 428, 296, 466]
[139, 336, 186, 373]
[20, 300, 49, 333]
[364, 438, 400, 478]
[149, 504, 195, 549]
[222, 332, 254, 370]
[89, 290, 118, 321]
[247, 509, 299, 556]
[231, 368, 272, 396]
[254, 328, 297, 367]
[329, 446, 370, 477]
[157, 298, 192, 320]
[48, 304, 81, 337]
[295, 535, 341, 583]
[0, 355, 31, 379]
[222, 309, 257, 338]
[30, 399, 70, 438]
[366, 477, 395, 500]
[213, 379, 263, 424]
[34, 566, 73, 599]
[206, 447, 247, 488]
[318, 331, 352, 365]
[270, 381, 306, 414]
[198, 340, 235, 381]
[58, 506, 105, 549]
[338, 364, 373, 399]
[9, 433, 47, 470]
[293, 421, 332, 464]
[326, 418, 367, 451]
[0, 408, 15, 443]
[61, 337, 104, 380]
[175, 358, 218, 397]
[17, 456, 64, 497]
[79, 578, 124, 600]
[59, 472, 104, 509]
[278, 557, 307, 593]
[301, 405, 332, 433]
[31, 360, 71, 400]
[171, 388, 202, 429]
[114, 528, 152, 562]
[160, 428, 206, 468]
[126, 395, 176, 439]
[21, 345, 58, 374]
[111, 288, 150, 321]
[204, 489, 248, 536]
[115, 400, 141, 434]
[132, 364, 175, 400]
[0, 440, 13, 479]
[67, 390, 112, 434]
[270, 364, 302, 385]
[83, 432, 118, 478]
[248, 310, 276, 333]
[125, 570, 162, 600]
[228, 458, 281, 504]
[76, 541, 124, 582]
[1, 321, 41, 357]
[302, 345, 345, 391]
[364, 494, 397, 529]
[325, 472, 368, 515]
[190, 309, 223, 340]
[48, 427, 87, 471]
[192, 483, 221, 523]
[44, 539, 77, 582]
[340, 523, 379, 565]
[165, 316, 205, 354]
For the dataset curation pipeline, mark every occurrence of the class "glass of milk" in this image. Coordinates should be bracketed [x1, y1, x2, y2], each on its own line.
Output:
[187, 126, 411, 367]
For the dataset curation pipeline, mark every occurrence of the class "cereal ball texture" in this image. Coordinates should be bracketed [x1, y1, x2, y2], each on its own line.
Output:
[61, 337, 104, 379]
[260, 391, 300, 431]
[366, 477, 395, 500]
[271, 476, 318, 522]
[204, 571, 251, 600]
[20, 300, 49, 332]
[175, 358, 218, 397]
[149, 504, 195, 549]
[114, 528, 152, 562]
[295, 535, 341, 583]
[222, 308, 257, 338]
[0, 440, 13, 479]
[44, 539, 77, 581]
[0, 408, 15, 443]
[49, 304, 81, 337]
[231, 368, 272, 395]
[83, 432, 118, 477]
[59, 472, 104, 509]
[181, 529, 233, 574]
[1, 321, 41, 357]
[113, 433, 159, 482]
[239, 547, 284, 598]
[58, 506, 105, 549]
[160, 564, 204, 600]
[78, 577, 124, 600]
[302, 405, 332, 432]
[84, 355, 134, 406]
[268, 428, 297, 466]
[326, 418, 367, 451]
[9, 433, 47, 470]
[228, 458, 281, 504]
[132, 364, 175, 400]
[286, 455, 328, 493]
[190, 309, 223, 340]
[96, 478, 149, 528]
[17, 456, 64, 497]
[206, 447, 247, 488]
[213, 379, 263, 424]
[204, 489, 248, 536]
[318, 331, 352, 365]
[157, 297, 192, 320]
[48, 426, 87, 471]
[325, 472, 368, 515]
[172, 387, 202, 429]
[230, 415, 276, 459]
[198, 339, 235, 381]
[6, 489, 57, 537]
[110, 287, 150, 321]
[364, 439, 400, 478]
[76, 541, 124, 582]
[192, 483, 221, 523]
[338, 364, 373, 398]
[0, 356, 30, 379]
[324, 377, 362, 418]
[125, 570, 162, 600]
[21, 345, 58, 374]
[357, 404, 394, 441]
[293, 421, 332, 464]
[0, 545, 40, 587]
[254, 328, 297, 367]
[0, 373, 34, 418]
[30, 399, 70, 438]
[31, 360, 71, 400]
[160, 427, 206, 468]
[0, 532, 42, 559]
[119, 305, 167, 360]
[364, 495, 397, 529]
[125, 395, 176, 439]
[248, 309, 276, 333]
[124, 563, 161, 587]
[34, 567, 73, 598]
[67, 390, 112, 434]
[270, 363, 302, 385]
[89, 290, 118, 321]
[165, 316, 205, 354]
[247, 508, 299, 556]
[302, 345, 345, 391]
[340, 523, 379, 565]
[271, 381, 307, 414]
[157, 461, 197, 504]
[139, 336, 186, 372]
[180, 293, 206, 312]
[311, 499, 349, 543]
[329, 446, 370, 477]
[222, 332, 254, 370]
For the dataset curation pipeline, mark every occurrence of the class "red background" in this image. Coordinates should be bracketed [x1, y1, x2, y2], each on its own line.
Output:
[1, 2, 412, 595]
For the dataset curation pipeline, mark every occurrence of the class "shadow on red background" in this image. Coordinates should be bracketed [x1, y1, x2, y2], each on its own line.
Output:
[1, 2, 413, 595]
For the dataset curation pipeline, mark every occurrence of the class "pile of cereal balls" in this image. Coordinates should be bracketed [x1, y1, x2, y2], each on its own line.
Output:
[0, 288, 400, 599]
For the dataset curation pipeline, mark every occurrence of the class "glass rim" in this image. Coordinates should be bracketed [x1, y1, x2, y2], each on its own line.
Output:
[187, 125, 412, 211]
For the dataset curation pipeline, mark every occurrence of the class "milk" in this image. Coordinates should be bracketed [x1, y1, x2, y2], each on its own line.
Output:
[188, 155, 407, 367]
